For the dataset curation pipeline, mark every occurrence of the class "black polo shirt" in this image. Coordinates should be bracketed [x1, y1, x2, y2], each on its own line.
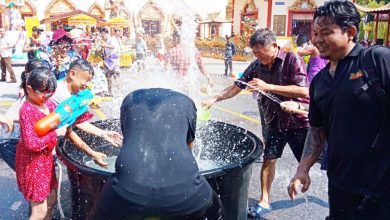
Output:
[235, 48, 309, 131]
[113, 88, 212, 214]
[309, 44, 390, 198]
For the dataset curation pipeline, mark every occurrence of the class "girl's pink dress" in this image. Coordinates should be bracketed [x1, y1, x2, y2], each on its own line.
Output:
[16, 100, 93, 202]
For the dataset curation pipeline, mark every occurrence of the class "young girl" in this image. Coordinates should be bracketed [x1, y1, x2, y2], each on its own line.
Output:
[15, 67, 67, 219]
[0, 60, 52, 172]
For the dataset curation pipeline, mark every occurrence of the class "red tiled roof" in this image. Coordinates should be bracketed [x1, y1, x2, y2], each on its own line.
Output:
[40, 10, 105, 24]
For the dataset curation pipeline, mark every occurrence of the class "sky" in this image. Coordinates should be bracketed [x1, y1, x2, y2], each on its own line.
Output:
[129, 0, 228, 17]
[183, 0, 228, 17]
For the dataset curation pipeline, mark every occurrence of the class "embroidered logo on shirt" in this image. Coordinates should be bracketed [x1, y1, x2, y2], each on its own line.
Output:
[349, 71, 364, 80]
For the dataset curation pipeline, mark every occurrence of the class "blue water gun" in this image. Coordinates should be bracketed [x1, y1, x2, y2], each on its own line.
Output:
[35, 89, 94, 136]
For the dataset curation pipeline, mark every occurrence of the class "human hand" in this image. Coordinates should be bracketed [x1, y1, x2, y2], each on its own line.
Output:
[201, 98, 217, 109]
[91, 151, 108, 168]
[248, 78, 271, 92]
[206, 75, 213, 87]
[55, 126, 67, 136]
[287, 171, 311, 200]
[18, 88, 25, 98]
[0, 114, 13, 133]
[102, 131, 123, 147]
[280, 101, 308, 117]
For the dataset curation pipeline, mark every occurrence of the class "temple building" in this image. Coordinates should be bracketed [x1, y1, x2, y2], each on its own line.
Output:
[229, 0, 326, 46]
[198, 12, 232, 39]
[0, 0, 134, 31]
[0, 0, 36, 30]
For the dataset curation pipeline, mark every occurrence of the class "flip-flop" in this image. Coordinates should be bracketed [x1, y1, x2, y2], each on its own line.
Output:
[247, 204, 272, 218]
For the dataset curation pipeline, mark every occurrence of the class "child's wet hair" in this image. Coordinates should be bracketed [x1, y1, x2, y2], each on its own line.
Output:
[23, 67, 57, 96]
[20, 59, 51, 89]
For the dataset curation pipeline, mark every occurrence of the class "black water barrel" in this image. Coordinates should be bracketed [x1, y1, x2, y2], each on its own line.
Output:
[57, 120, 263, 220]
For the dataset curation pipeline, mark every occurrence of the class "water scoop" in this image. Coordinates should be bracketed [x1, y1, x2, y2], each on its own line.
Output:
[197, 108, 212, 126]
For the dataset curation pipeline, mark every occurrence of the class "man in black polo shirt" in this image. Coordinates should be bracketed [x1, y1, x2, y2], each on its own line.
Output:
[203, 28, 309, 217]
[288, 1, 390, 219]
[88, 88, 223, 220]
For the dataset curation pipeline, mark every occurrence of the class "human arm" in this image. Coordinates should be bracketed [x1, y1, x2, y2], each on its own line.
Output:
[248, 52, 309, 98]
[288, 81, 326, 199]
[1, 39, 14, 50]
[248, 78, 308, 98]
[201, 84, 242, 109]
[101, 41, 115, 50]
[288, 126, 327, 200]
[22, 38, 37, 53]
[75, 121, 123, 147]
[19, 104, 63, 152]
[280, 101, 309, 116]
[195, 48, 213, 86]
[66, 128, 108, 168]
[0, 114, 13, 132]
[187, 103, 197, 151]
[202, 61, 258, 108]
[298, 46, 315, 57]
[102, 44, 115, 50]
[187, 141, 194, 151]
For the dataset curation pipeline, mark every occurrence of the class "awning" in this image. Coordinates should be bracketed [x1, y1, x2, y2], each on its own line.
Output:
[354, 3, 390, 13]
[40, 10, 105, 24]
[68, 15, 97, 26]
[103, 17, 130, 27]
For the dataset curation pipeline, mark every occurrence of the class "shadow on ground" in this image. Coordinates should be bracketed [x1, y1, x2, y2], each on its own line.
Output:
[247, 196, 329, 219]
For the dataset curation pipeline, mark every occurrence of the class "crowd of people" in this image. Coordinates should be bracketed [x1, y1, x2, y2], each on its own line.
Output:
[0, 0, 389, 219]
[0, 20, 216, 219]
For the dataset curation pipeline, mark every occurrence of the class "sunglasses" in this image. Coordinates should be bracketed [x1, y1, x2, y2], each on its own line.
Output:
[35, 90, 55, 98]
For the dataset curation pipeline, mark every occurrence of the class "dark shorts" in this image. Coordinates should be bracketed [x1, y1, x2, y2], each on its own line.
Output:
[88, 179, 223, 220]
[0, 139, 17, 171]
[136, 53, 145, 60]
[328, 184, 390, 220]
[262, 128, 308, 161]
[104, 67, 120, 78]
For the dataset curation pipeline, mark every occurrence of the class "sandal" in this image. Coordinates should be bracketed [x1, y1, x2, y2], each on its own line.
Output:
[247, 204, 272, 218]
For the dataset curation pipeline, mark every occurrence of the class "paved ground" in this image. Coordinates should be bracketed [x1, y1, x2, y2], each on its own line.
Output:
[0, 58, 328, 219]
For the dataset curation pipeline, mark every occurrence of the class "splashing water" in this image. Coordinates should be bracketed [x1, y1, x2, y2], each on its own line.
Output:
[84, 155, 224, 173]
[102, 0, 205, 117]
[86, 0, 251, 172]
[233, 79, 282, 103]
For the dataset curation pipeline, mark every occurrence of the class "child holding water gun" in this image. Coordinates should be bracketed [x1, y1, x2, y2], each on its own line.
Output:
[16, 67, 100, 219]
[0, 60, 51, 171]
[16, 67, 67, 219]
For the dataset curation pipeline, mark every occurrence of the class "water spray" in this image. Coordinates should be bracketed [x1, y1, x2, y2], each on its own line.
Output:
[228, 78, 308, 116]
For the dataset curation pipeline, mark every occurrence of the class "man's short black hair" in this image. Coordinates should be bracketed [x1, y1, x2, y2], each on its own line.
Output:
[249, 28, 276, 48]
[101, 27, 109, 34]
[69, 59, 94, 76]
[314, 0, 361, 43]
[32, 26, 43, 33]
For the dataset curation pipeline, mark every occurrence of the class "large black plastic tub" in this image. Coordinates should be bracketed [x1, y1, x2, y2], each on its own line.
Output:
[57, 119, 263, 220]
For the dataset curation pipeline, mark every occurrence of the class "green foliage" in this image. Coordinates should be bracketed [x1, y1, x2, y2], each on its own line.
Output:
[357, 0, 389, 43]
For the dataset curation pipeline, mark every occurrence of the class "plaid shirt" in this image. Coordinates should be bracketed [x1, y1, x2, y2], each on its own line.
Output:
[235, 48, 309, 131]
[166, 44, 205, 75]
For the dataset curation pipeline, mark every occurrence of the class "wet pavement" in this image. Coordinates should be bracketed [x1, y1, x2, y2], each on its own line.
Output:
[0, 59, 328, 219]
